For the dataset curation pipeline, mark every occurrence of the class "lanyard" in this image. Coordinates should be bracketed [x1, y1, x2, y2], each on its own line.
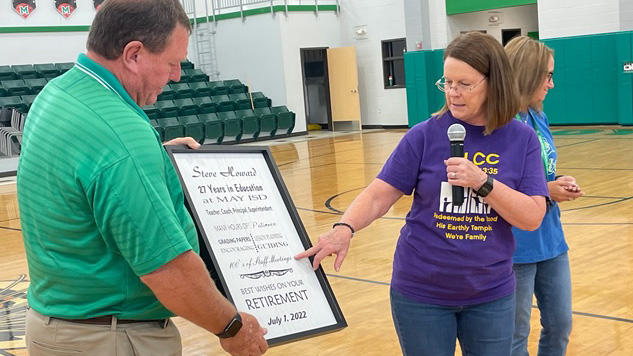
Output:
[515, 112, 549, 179]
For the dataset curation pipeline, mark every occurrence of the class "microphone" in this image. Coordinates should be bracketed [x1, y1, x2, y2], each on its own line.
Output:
[447, 124, 466, 206]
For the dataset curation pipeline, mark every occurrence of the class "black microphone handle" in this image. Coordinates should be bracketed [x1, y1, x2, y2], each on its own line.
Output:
[450, 141, 464, 206]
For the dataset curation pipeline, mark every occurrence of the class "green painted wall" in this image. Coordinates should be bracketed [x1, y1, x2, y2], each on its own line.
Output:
[405, 49, 445, 127]
[405, 31, 633, 127]
[543, 31, 633, 125]
[446, 0, 536, 15]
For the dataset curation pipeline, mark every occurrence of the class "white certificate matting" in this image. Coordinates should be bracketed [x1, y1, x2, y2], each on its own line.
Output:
[168, 146, 346, 345]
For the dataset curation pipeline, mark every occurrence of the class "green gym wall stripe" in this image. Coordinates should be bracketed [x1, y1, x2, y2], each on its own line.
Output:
[0, 5, 339, 33]
[446, 0, 536, 15]
[0, 26, 90, 33]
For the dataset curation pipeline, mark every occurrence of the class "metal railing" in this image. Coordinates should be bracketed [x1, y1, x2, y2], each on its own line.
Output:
[212, 0, 339, 18]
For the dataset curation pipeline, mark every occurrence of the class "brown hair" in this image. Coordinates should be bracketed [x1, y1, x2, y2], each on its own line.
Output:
[87, 0, 191, 60]
[505, 36, 553, 112]
[434, 32, 519, 134]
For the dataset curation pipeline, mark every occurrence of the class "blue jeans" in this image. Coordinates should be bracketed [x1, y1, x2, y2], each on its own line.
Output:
[511, 252, 572, 356]
[390, 288, 515, 356]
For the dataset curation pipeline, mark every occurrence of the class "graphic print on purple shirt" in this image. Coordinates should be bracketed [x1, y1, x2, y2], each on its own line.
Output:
[377, 112, 548, 306]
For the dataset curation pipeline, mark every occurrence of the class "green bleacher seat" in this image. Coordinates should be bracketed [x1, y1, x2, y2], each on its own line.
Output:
[0, 96, 28, 113]
[216, 111, 242, 142]
[173, 98, 198, 116]
[224, 79, 247, 94]
[0, 66, 17, 81]
[177, 70, 192, 83]
[0, 86, 6, 98]
[180, 60, 194, 70]
[55, 62, 74, 73]
[193, 96, 218, 114]
[142, 104, 160, 120]
[229, 93, 252, 110]
[198, 113, 224, 144]
[178, 115, 205, 143]
[21, 95, 37, 113]
[2, 80, 30, 96]
[207, 81, 230, 96]
[254, 107, 277, 137]
[188, 81, 214, 97]
[235, 109, 260, 140]
[157, 117, 184, 141]
[34, 64, 61, 79]
[212, 95, 234, 112]
[150, 119, 165, 142]
[250, 92, 271, 108]
[270, 106, 295, 135]
[25, 78, 47, 94]
[155, 100, 179, 118]
[171, 83, 194, 99]
[184, 69, 209, 82]
[157, 85, 176, 101]
[12, 65, 38, 79]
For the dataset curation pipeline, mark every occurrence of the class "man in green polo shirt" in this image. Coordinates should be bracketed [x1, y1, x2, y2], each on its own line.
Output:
[17, 0, 267, 355]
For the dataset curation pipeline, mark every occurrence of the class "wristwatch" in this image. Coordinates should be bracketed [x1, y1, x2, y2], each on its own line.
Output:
[475, 175, 494, 197]
[215, 312, 242, 339]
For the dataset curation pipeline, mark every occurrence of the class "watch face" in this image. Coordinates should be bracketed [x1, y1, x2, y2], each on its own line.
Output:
[226, 318, 243, 337]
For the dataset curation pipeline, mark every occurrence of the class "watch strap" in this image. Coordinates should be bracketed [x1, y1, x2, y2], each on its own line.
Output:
[475, 175, 494, 197]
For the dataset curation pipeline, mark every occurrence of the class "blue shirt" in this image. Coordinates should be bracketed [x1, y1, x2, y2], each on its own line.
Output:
[512, 108, 568, 263]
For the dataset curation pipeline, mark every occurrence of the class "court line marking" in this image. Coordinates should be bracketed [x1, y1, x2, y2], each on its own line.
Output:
[555, 139, 601, 148]
[322, 187, 633, 215]
[326, 274, 633, 324]
[297, 207, 633, 225]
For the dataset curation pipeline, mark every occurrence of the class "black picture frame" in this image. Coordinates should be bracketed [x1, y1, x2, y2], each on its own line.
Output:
[166, 145, 346, 346]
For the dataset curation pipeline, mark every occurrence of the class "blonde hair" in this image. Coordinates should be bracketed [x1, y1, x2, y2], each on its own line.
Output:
[504, 36, 553, 112]
[433, 32, 520, 135]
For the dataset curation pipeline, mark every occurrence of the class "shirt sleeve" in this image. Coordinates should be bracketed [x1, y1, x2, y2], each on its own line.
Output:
[517, 128, 549, 198]
[376, 132, 422, 195]
[87, 155, 194, 276]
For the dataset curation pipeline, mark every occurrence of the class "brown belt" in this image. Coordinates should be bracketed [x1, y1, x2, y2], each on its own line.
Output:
[53, 315, 169, 326]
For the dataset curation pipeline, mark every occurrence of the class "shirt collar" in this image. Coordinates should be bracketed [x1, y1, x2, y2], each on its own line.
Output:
[75, 53, 148, 121]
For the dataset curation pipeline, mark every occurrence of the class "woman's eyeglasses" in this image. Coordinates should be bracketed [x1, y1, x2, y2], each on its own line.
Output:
[435, 76, 486, 93]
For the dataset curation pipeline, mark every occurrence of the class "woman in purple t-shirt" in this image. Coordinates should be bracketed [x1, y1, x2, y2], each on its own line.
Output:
[296, 32, 549, 356]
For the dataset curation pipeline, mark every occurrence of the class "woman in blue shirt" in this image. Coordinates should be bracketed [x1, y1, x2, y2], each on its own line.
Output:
[505, 36, 584, 356]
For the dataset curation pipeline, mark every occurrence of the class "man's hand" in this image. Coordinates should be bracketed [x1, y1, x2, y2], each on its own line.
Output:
[219, 312, 268, 356]
[163, 137, 201, 149]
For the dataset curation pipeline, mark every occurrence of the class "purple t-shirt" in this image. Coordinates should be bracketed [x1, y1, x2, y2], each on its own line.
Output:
[377, 112, 548, 306]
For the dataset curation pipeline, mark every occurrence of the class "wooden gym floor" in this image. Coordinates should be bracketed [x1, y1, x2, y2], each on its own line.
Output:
[1, 127, 632, 355]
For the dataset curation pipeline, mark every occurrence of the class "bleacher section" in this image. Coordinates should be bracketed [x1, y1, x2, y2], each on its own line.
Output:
[0, 60, 296, 156]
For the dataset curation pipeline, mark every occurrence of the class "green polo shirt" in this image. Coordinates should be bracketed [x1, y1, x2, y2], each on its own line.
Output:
[17, 54, 199, 320]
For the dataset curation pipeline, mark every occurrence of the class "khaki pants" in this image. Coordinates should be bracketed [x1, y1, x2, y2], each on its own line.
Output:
[26, 308, 182, 356]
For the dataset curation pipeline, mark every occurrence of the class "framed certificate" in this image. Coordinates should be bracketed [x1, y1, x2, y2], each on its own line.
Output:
[167, 146, 346, 345]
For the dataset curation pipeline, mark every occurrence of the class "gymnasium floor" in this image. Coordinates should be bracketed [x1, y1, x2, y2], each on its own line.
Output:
[1, 127, 632, 355]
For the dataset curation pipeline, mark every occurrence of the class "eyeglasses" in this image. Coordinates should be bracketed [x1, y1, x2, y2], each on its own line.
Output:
[546, 71, 554, 83]
[435, 76, 486, 93]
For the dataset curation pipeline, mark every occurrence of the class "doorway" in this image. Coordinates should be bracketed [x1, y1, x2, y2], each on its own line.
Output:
[300, 48, 332, 130]
[502, 28, 521, 46]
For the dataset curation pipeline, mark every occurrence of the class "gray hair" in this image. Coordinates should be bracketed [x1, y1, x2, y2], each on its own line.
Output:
[87, 0, 191, 60]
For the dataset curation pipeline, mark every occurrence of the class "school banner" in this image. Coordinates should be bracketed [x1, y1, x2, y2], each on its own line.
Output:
[13, 0, 36, 19]
[55, 0, 76, 18]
